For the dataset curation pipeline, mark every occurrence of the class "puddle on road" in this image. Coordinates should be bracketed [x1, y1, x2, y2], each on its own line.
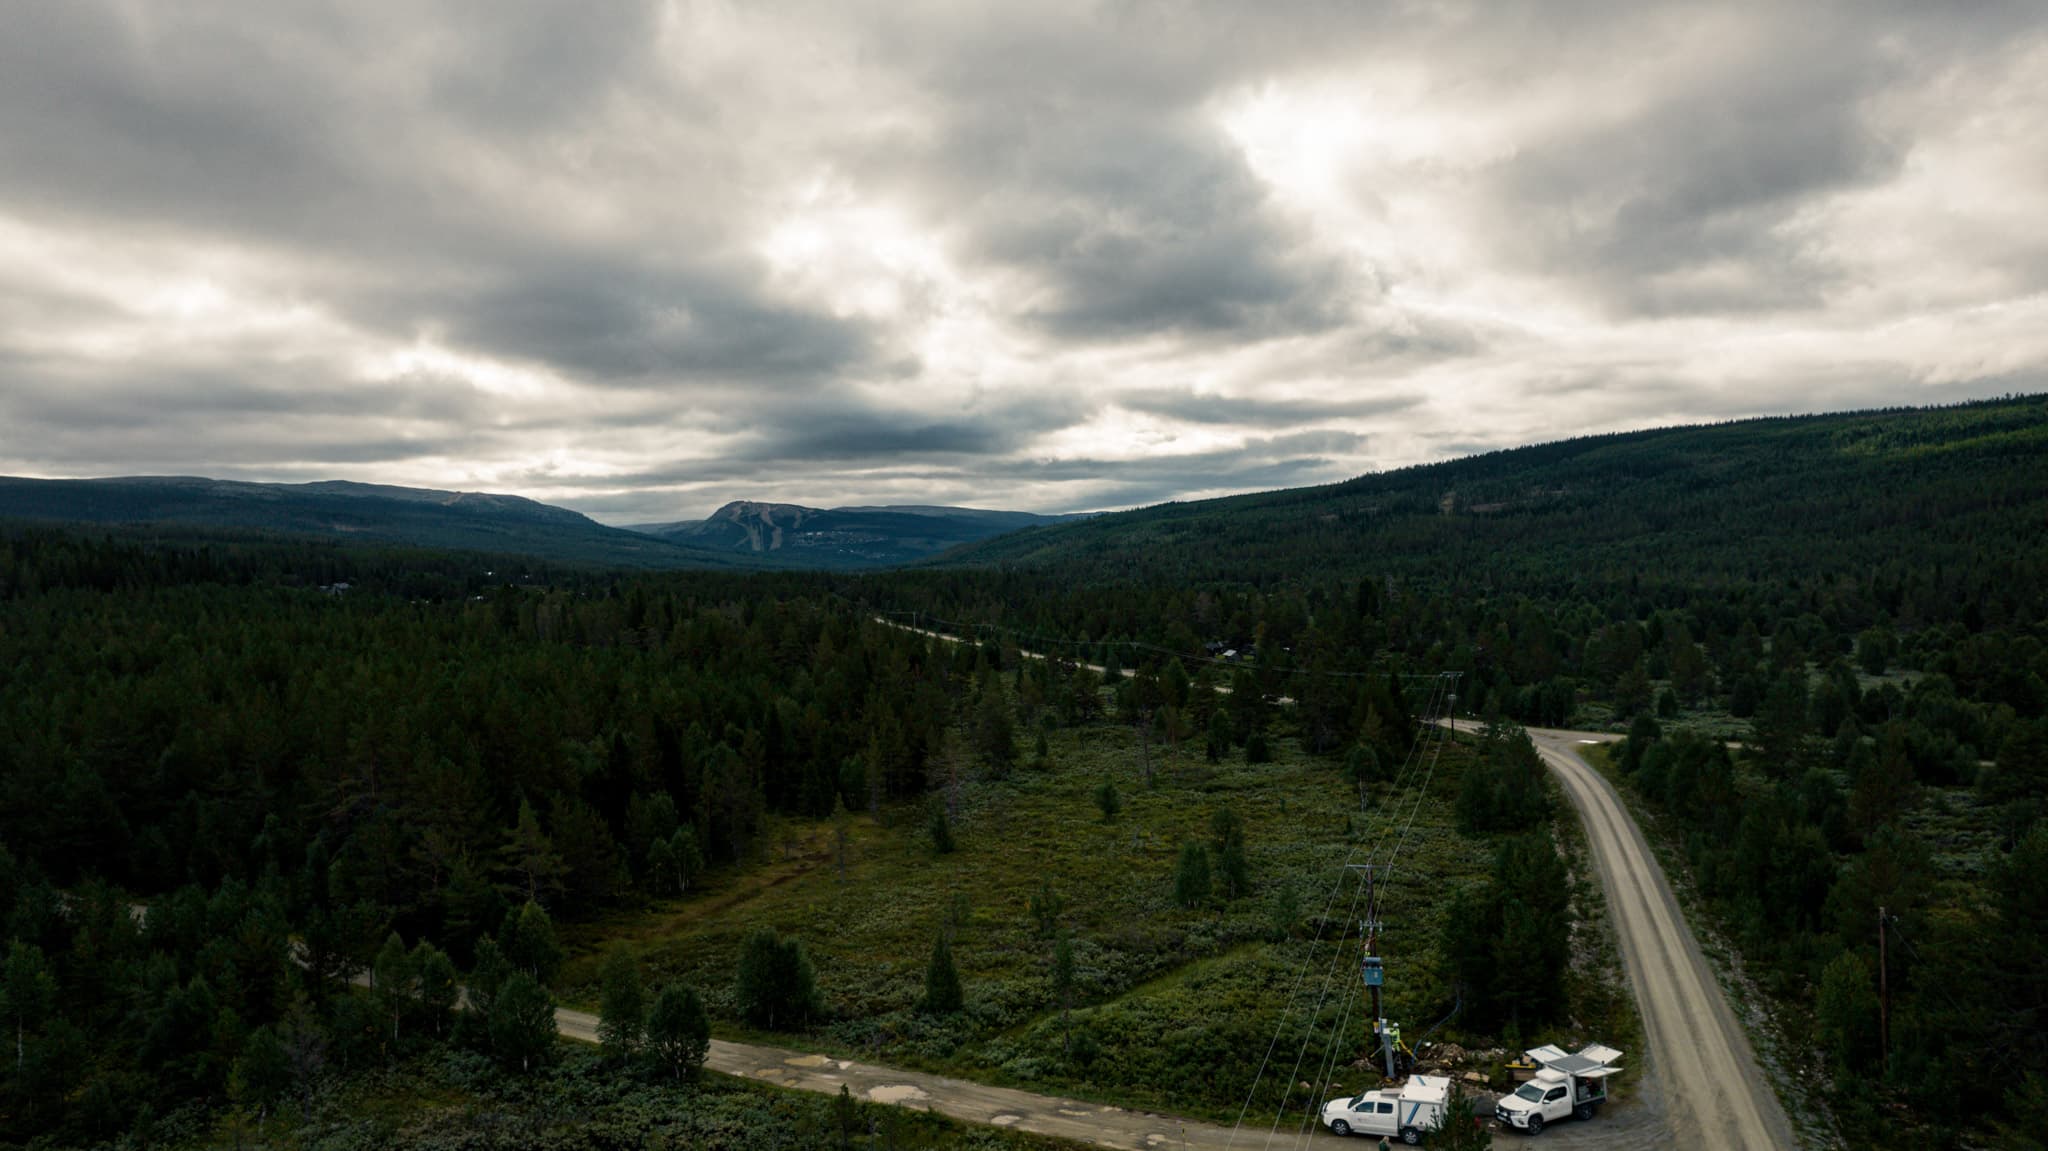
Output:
[990, 1115, 1021, 1127]
[868, 1085, 929, 1106]
[784, 1054, 832, 1068]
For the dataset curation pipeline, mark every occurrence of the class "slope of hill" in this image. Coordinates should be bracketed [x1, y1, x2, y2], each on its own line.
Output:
[937, 396, 2048, 595]
[0, 475, 754, 570]
[630, 500, 1083, 567]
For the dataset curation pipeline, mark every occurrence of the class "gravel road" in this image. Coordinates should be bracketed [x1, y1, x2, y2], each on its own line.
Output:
[1521, 726, 1799, 1150]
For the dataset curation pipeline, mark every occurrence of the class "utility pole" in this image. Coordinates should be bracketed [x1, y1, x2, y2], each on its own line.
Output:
[1350, 864, 1396, 1079]
[1877, 906, 1890, 1077]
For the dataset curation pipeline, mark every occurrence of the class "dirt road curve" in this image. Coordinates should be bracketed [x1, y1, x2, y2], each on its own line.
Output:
[1522, 727, 1798, 1151]
[554, 1003, 1281, 1149]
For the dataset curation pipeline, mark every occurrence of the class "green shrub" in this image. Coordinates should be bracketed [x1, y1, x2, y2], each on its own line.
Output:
[1173, 843, 1211, 908]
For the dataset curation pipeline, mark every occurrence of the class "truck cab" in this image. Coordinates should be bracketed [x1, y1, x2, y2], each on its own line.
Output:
[1321, 1074, 1448, 1143]
[1493, 1044, 1621, 1135]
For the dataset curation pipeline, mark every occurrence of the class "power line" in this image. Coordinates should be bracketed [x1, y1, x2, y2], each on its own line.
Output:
[870, 607, 1451, 684]
[1226, 674, 1450, 1149]
[1229, 673, 1456, 1148]
[1296, 975, 1364, 1149]
[862, 597, 1467, 1144]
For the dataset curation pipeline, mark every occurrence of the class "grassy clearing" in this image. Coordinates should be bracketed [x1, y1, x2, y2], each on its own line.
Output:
[561, 706, 1513, 1122]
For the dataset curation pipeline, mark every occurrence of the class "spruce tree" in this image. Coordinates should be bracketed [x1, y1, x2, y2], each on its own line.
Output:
[501, 901, 564, 982]
[1051, 935, 1076, 1058]
[1028, 882, 1065, 938]
[1094, 778, 1121, 822]
[1244, 730, 1271, 764]
[1207, 711, 1232, 762]
[498, 799, 566, 905]
[974, 686, 1018, 775]
[230, 1025, 290, 1125]
[1211, 807, 1249, 899]
[836, 1083, 858, 1150]
[1174, 842, 1212, 908]
[923, 931, 964, 1014]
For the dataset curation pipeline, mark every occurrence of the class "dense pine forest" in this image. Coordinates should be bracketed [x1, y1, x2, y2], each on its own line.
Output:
[1, 397, 2044, 1149]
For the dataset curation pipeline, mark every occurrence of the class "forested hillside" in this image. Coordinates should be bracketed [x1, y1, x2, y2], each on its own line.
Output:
[947, 396, 2048, 600]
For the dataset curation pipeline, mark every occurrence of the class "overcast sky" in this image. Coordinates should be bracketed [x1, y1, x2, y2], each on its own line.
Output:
[2, 2, 2044, 522]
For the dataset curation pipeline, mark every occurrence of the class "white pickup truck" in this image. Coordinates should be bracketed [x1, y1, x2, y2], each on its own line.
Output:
[1493, 1043, 1623, 1135]
[1321, 1074, 1448, 1143]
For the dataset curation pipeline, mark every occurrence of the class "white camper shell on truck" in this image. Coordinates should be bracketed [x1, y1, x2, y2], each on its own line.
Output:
[1321, 1074, 1449, 1143]
[1494, 1043, 1622, 1135]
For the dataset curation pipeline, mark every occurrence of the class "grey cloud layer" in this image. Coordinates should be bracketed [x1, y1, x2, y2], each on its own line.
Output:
[0, 0, 2042, 521]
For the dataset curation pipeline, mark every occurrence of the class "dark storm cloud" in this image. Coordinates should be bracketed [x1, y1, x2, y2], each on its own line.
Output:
[965, 117, 1355, 340]
[982, 435, 1362, 511]
[1484, 32, 1888, 313]
[388, 267, 877, 387]
[802, 390, 1095, 458]
[0, 1, 878, 391]
[868, 8, 1371, 343]
[1472, 2, 2048, 317]
[580, 389, 1099, 487]
[0, 3, 665, 240]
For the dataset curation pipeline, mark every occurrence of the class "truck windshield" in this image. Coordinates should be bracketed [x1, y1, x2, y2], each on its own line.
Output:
[1513, 1084, 1546, 1103]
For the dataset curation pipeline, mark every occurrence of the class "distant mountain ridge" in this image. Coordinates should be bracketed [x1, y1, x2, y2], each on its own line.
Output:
[0, 475, 751, 570]
[0, 477, 1081, 570]
[627, 500, 1083, 567]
